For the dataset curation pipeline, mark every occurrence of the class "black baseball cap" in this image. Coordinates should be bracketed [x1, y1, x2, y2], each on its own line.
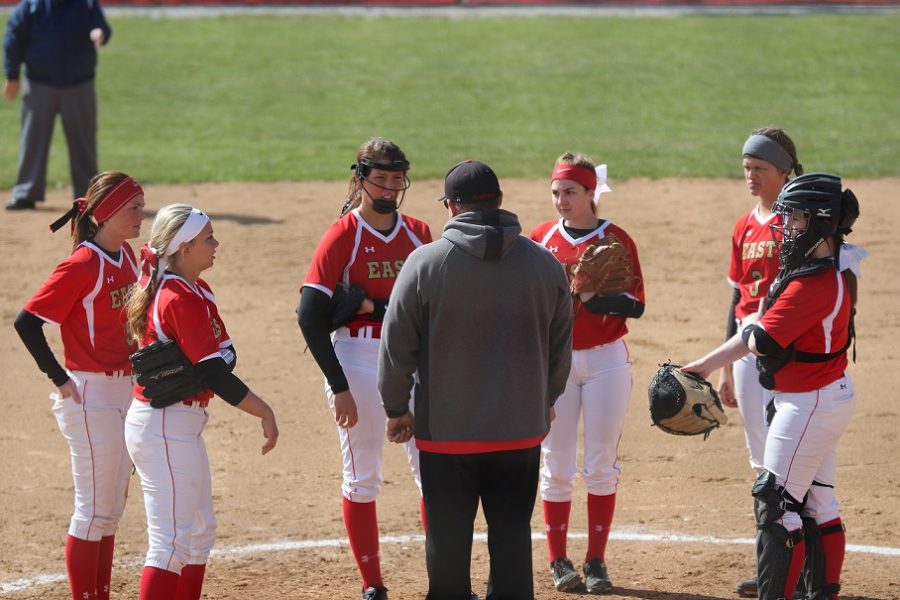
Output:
[438, 160, 501, 204]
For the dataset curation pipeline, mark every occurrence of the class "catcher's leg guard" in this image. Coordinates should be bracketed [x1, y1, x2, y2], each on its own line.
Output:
[753, 471, 805, 600]
[800, 516, 824, 599]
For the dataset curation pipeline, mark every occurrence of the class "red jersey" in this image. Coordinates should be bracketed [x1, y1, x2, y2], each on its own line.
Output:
[728, 207, 782, 319]
[134, 274, 231, 405]
[24, 241, 138, 372]
[760, 268, 850, 393]
[531, 219, 644, 350]
[303, 209, 432, 337]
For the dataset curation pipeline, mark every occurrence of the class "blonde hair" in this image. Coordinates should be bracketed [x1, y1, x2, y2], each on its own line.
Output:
[72, 171, 131, 250]
[124, 204, 195, 344]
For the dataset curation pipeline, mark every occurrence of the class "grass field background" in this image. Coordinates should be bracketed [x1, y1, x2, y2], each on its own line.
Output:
[1, 12, 898, 188]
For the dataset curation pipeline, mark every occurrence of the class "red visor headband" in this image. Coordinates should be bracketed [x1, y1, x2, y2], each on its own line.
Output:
[48, 177, 143, 233]
[551, 163, 596, 191]
[92, 177, 143, 223]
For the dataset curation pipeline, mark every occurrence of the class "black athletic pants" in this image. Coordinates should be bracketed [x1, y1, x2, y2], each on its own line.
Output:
[420, 445, 540, 600]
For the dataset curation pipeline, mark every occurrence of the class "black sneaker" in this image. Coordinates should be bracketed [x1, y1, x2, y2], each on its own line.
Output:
[735, 575, 757, 597]
[583, 558, 613, 595]
[550, 557, 583, 592]
[5, 198, 35, 210]
[362, 586, 388, 600]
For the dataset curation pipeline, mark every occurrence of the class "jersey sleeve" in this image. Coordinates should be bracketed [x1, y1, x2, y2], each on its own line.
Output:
[23, 251, 93, 326]
[412, 218, 433, 245]
[608, 225, 645, 303]
[530, 222, 549, 243]
[303, 219, 353, 297]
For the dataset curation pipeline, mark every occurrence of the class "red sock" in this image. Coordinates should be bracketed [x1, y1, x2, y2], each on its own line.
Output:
[419, 496, 428, 533]
[542, 500, 571, 562]
[784, 536, 806, 599]
[343, 497, 383, 589]
[819, 518, 845, 599]
[140, 566, 180, 600]
[96, 535, 115, 600]
[585, 493, 616, 563]
[175, 564, 207, 600]
[65, 535, 100, 600]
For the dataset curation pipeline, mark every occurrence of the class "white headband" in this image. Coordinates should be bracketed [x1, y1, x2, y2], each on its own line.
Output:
[165, 208, 209, 257]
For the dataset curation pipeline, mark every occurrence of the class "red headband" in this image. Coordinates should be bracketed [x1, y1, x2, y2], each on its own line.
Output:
[551, 163, 596, 191]
[92, 176, 143, 223]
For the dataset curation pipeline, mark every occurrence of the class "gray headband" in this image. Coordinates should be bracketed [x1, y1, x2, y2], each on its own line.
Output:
[742, 134, 794, 174]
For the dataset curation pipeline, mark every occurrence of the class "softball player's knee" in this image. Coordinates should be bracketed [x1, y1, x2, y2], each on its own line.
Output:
[189, 520, 217, 564]
[753, 470, 804, 532]
[803, 481, 840, 524]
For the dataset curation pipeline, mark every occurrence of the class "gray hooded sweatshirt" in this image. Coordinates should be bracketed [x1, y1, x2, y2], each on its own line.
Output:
[377, 208, 573, 451]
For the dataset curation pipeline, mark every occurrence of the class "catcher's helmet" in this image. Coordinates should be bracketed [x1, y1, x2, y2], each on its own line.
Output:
[771, 173, 856, 271]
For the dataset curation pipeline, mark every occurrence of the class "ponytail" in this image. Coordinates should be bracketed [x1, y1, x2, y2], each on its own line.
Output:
[124, 204, 194, 345]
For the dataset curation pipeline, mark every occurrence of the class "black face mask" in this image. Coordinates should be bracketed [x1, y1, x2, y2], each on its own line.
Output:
[372, 198, 398, 214]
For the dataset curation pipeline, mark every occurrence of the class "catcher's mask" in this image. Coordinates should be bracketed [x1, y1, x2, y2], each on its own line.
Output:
[351, 156, 411, 215]
[770, 172, 856, 271]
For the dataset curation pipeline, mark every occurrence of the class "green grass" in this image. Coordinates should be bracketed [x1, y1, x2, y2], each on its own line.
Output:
[1, 12, 898, 187]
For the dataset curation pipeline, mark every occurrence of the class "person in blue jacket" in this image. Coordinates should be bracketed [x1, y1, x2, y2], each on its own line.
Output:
[3, 0, 112, 210]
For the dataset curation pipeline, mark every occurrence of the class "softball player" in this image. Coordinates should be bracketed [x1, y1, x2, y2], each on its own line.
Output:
[13, 172, 144, 600]
[530, 154, 645, 594]
[124, 204, 278, 600]
[684, 173, 860, 600]
[724, 127, 803, 598]
[297, 137, 431, 600]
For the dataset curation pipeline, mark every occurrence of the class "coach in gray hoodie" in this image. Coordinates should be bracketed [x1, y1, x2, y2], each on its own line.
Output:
[378, 160, 573, 599]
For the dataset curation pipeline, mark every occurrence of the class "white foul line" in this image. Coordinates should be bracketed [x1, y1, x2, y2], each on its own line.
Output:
[3, 529, 898, 595]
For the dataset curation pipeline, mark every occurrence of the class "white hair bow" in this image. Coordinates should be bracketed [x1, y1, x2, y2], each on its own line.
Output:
[593, 164, 612, 205]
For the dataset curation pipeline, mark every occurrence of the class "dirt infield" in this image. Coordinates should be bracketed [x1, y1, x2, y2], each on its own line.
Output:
[1, 178, 897, 600]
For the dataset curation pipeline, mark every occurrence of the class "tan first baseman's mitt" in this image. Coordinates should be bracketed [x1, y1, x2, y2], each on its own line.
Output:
[647, 362, 728, 439]
[570, 233, 635, 297]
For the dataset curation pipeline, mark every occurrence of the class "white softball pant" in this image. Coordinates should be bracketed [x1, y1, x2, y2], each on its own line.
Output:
[765, 374, 855, 531]
[328, 329, 420, 503]
[733, 351, 776, 475]
[125, 400, 216, 574]
[540, 339, 632, 501]
[51, 370, 133, 541]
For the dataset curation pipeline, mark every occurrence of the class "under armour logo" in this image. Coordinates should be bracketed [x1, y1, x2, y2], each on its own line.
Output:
[840, 383, 847, 389]
[107, 276, 115, 284]
[548, 246, 558, 253]
[365, 246, 375, 253]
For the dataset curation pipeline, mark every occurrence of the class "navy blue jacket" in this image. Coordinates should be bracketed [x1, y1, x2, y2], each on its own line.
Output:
[3, 0, 111, 87]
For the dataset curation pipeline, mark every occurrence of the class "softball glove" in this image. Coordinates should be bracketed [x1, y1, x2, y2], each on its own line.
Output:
[648, 362, 728, 439]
